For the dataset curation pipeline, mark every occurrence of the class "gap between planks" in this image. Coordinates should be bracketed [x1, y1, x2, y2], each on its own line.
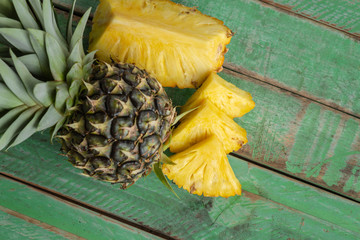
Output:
[256, 0, 360, 41]
[230, 152, 360, 204]
[223, 65, 360, 120]
[53, 2, 360, 121]
[51, 3, 360, 202]
[0, 173, 172, 240]
[0, 205, 86, 240]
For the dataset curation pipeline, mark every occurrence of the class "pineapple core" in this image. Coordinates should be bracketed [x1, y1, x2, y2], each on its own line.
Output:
[89, 0, 233, 88]
[181, 72, 255, 118]
[170, 100, 247, 154]
[163, 135, 241, 197]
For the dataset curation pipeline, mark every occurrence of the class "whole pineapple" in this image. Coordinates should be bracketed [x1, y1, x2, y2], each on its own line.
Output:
[0, 0, 175, 188]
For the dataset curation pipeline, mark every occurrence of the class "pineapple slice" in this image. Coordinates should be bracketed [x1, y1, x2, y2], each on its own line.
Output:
[170, 100, 247, 153]
[163, 135, 241, 197]
[181, 72, 255, 118]
[89, 0, 233, 88]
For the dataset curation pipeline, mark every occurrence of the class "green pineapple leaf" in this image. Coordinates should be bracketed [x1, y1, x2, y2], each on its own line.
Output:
[0, 106, 27, 134]
[160, 153, 176, 165]
[172, 106, 199, 126]
[66, 62, 83, 86]
[54, 83, 70, 112]
[70, 7, 91, 54]
[50, 116, 67, 142]
[13, 0, 40, 30]
[153, 159, 180, 199]
[0, 28, 33, 53]
[10, 50, 43, 105]
[0, 17, 22, 28]
[83, 51, 97, 66]
[45, 32, 67, 81]
[0, 0, 16, 18]
[0, 83, 23, 111]
[33, 81, 59, 107]
[9, 108, 45, 148]
[28, 0, 44, 27]
[42, 0, 67, 51]
[0, 58, 35, 106]
[3, 54, 42, 76]
[0, 106, 39, 151]
[67, 40, 83, 68]
[66, 0, 77, 44]
[28, 29, 51, 77]
[38, 105, 63, 131]
[69, 79, 83, 99]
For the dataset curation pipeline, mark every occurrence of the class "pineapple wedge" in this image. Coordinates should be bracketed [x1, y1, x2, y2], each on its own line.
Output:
[89, 0, 233, 88]
[163, 135, 241, 197]
[170, 100, 247, 153]
[181, 72, 255, 118]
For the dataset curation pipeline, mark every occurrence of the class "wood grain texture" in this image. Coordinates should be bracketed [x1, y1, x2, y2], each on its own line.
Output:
[0, 207, 68, 240]
[167, 69, 360, 201]
[9, 4, 360, 202]
[259, 0, 360, 37]
[173, 0, 360, 117]
[0, 137, 359, 239]
[54, 0, 360, 117]
[54, 0, 360, 201]
[0, 176, 160, 240]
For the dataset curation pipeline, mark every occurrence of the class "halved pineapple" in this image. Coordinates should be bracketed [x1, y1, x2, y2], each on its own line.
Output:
[170, 100, 247, 153]
[181, 72, 255, 118]
[163, 135, 241, 197]
[89, 0, 233, 88]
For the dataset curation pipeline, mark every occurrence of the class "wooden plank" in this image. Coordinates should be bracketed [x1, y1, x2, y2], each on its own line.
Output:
[53, 2, 360, 200]
[176, 0, 360, 117]
[167, 68, 360, 201]
[0, 176, 161, 240]
[259, 0, 360, 38]
[0, 134, 359, 239]
[54, 0, 360, 117]
[0, 208, 68, 240]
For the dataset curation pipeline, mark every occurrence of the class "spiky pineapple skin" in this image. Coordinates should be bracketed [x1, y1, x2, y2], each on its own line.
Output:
[89, 0, 233, 89]
[59, 62, 176, 189]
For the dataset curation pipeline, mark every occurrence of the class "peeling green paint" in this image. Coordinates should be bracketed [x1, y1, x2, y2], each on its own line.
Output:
[344, 165, 360, 193]
[322, 119, 360, 187]
[268, 0, 360, 34]
[287, 103, 321, 173]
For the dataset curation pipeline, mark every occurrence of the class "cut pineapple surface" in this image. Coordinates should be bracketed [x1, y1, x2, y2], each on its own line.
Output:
[170, 100, 247, 153]
[181, 72, 255, 118]
[163, 135, 241, 197]
[89, 0, 233, 88]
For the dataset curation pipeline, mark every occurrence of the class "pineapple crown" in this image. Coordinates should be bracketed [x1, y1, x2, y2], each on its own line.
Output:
[0, 0, 94, 150]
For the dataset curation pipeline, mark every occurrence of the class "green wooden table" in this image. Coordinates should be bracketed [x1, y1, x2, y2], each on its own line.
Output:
[1, 0, 360, 239]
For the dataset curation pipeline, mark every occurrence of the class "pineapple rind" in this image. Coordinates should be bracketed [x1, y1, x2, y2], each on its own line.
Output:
[181, 73, 255, 118]
[89, 0, 233, 88]
[163, 135, 241, 197]
[170, 100, 247, 154]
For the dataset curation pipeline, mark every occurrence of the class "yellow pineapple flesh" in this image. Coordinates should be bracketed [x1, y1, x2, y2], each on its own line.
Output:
[170, 100, 247, 153]
[181, 72, 255, 118]
[89, 0, 233, 88]
[163, 135, 241, 197]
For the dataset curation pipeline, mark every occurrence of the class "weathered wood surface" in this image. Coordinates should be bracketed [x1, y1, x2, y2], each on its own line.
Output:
[52, 0, 360, 201]
[167, 68, 360, 201]
[0, 135, 359, 239]
[55, 0, 360, 117]
[0, 176, 160, 240]
[1, 0, 360, 238]
[259, 0, 360, 38]
[0, 207, 69, 240]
